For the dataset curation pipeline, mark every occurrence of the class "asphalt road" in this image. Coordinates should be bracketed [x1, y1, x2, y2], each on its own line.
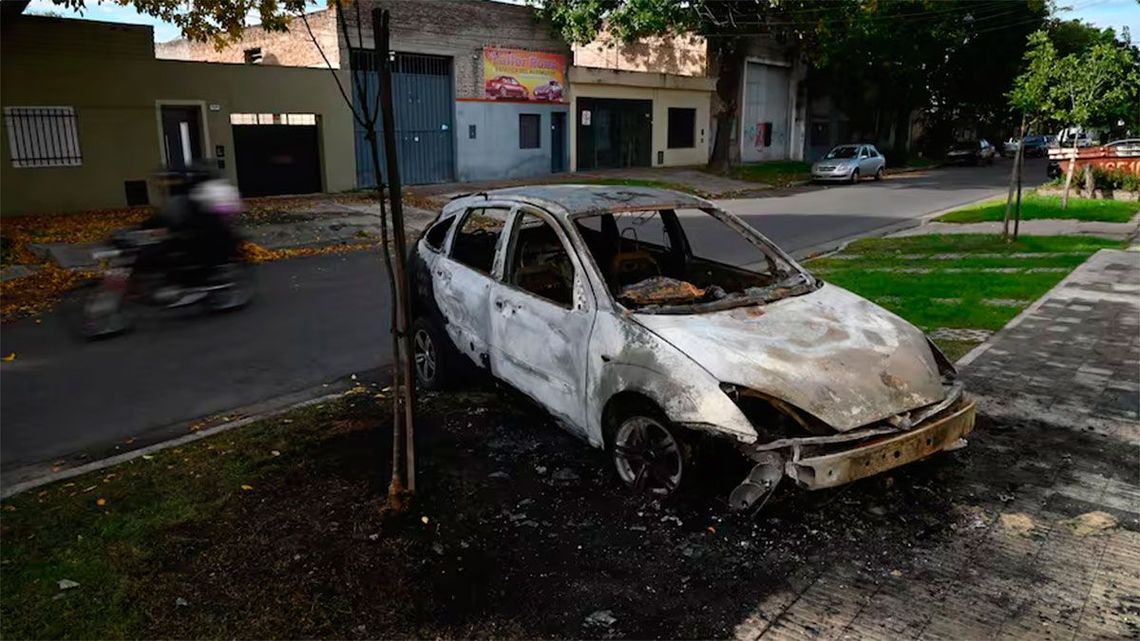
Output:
[0, 160, 1021, 474]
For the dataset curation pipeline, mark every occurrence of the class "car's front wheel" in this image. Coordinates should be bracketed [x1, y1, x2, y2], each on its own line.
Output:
[849, 168, 860, 184]
[608, 405, 689, 496]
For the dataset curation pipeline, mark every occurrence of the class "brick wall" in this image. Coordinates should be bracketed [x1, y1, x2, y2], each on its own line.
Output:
[573, 29, 707, 77]
[155, 7, 340, 68]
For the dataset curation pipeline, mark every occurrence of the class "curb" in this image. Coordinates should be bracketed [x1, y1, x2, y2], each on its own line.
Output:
[794, 189, 1005, 261]
[0, 371, 382, 499]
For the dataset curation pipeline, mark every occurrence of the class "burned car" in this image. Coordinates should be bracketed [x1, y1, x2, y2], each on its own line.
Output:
[410, 186, 975, 509]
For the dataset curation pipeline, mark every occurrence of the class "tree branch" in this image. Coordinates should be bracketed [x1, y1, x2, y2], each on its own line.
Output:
[297, 9, 367, 130]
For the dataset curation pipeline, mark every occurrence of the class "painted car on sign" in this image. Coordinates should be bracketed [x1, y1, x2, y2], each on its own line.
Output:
[485, 75, 529, 100]
[409, 185, 975, 509]
[532, 80, 563, 102]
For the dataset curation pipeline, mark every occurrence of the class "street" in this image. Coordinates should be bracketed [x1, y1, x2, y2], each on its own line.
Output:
[0, 161, 1016, 475]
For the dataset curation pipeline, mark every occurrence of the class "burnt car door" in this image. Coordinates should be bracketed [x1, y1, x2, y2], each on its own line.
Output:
[434, 205, 512, 367]
[488, 206, 595, 435]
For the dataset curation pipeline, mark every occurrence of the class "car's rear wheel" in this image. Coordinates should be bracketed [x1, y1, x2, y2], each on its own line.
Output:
[608, 403, 689, 496]
[849, 168, 860, 184]
[874, 166, 885, 181]
[412, 317, 453, 391]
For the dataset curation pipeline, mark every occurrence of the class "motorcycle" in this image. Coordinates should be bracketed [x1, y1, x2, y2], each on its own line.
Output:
[73, 227, 254, 339]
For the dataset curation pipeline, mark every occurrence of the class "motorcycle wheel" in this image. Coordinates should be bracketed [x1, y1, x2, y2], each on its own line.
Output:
[206, 262, 255, 312]
[69, 280, 136, 339]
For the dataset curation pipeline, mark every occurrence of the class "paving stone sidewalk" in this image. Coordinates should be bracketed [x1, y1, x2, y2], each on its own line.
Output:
[735, 248, 1140, 641]
[891, 217, 1140, 241]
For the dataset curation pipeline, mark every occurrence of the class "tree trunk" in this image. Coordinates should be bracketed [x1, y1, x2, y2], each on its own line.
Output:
[1014, 137, 1025, 240]
[708, 38, 744, 172]
[1061, 135, 1079, 209]
[374, 9, 417, 497]
[1002, 115, 1027, 240]
[1083, 164, 1095, 195]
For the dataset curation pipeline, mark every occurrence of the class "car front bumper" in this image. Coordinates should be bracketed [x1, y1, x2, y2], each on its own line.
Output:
[786, 398, 976, 489]
[728, 392, 976, 508]
[811, 167, 855, 180]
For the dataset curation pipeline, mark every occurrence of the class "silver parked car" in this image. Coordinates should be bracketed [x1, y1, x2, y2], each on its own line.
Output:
[410, 186, 976, 509]
[811, 144, 886, 183]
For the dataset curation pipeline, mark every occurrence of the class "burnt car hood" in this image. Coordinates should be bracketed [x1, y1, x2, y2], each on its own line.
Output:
[632, 284, 947, 432]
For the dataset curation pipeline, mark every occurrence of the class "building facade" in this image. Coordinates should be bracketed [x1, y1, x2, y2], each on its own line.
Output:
[1, 15, 356, 216]
[163, 0, 572, 185]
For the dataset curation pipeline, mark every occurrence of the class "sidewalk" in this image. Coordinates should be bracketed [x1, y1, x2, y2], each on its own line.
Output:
[892, 218, 1139, 241]
[734, 248, 1140, 640]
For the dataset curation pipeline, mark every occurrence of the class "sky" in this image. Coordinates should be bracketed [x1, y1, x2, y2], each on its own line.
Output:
[24, 0, 1140, 44]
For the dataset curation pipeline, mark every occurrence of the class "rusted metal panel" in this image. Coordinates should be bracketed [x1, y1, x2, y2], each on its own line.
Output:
[1048, 143, 1140, 176]
[786, 399, 976, 490]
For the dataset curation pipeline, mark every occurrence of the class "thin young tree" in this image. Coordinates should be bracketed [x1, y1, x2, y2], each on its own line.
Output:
[296, 1, 418, 509]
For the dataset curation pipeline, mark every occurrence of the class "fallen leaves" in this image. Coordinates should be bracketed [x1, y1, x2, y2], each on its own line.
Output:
[95, 498, 107, 507]
[240, 484, 254, 492]
[240, 240, 376, 264]
[1, 264, 95, 322]
[1, 353, 15, 362]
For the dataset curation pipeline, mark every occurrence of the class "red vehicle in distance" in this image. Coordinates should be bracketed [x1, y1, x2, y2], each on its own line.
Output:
[532, 80, 564, 102]
[485, 75, 529, 100]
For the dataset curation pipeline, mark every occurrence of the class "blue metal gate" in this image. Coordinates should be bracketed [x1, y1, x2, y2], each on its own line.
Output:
[350, 50, 456, 187]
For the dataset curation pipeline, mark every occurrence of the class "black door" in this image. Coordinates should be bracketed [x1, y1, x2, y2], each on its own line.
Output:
[232, 124, 322, 197]
[576, 98, 652, 170]
[161, 105, 203, 169]
[551, 112, 566, 173]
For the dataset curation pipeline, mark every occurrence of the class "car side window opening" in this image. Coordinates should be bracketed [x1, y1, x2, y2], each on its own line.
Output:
[507, 211, 576, 308]
[449, 207, 510, 274]
[573, 208, 800, 312]
[423, 217, 453, 251]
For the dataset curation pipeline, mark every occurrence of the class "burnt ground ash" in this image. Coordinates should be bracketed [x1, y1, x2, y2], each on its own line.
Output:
[136, 386, 1137, 639]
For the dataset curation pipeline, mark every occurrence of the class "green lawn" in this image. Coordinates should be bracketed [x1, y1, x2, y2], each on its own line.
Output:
[808, 234, 1122, 360]
[725, 161, 812, 187]
[935, 194, 1139, 223]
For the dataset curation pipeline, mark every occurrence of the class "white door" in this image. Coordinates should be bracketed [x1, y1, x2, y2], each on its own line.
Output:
[741, 62, 791, 163]
[434, 206, 512, 367]
[488, 207, 595, 435]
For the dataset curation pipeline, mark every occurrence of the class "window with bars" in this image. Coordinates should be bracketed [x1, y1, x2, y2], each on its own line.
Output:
[4, 107, 82, 168]
[229, 113, 317, 125]
[519, 114, 540, 150]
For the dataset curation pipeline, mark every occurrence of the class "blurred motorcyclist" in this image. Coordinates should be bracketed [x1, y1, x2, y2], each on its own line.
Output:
[146, 163, 243, 306]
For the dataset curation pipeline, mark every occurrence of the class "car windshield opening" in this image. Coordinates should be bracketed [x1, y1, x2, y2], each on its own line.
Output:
[573, 208, 813, 313]
[826, 146, 858, 159]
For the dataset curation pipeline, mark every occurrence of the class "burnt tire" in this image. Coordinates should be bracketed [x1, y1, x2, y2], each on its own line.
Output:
[412, 316, 454, 391]
[605, 399, 691, 497]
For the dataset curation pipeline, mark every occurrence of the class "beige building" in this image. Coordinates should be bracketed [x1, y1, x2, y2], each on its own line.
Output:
[569, 32, 715, 171]
[1, 15, 356, 216]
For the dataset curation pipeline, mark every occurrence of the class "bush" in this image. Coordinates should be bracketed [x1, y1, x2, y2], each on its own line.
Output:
[1090, 166, 1140, 192]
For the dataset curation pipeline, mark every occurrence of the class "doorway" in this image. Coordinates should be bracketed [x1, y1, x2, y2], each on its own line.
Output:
[576, 98, 652, 170]
[160, 105, 204, 169]
[551, 112, 566, 173]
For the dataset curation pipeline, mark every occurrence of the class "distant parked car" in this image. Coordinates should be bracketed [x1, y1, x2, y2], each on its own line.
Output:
[811, 144, 886, 183]
[485, 75, 529, 100]
[532, 80, 563, 101]
[945, 139, 995, 165]
[1003, 135, 1048, 158]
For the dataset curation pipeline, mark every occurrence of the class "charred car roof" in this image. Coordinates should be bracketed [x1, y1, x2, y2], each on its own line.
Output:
[447, 184, 712, 218]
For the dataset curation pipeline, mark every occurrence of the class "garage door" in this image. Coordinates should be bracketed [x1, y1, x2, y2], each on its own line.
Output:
[231, 114, 322, 197]
[741, 62, 791, 163]
[350, 50, 456, 187]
